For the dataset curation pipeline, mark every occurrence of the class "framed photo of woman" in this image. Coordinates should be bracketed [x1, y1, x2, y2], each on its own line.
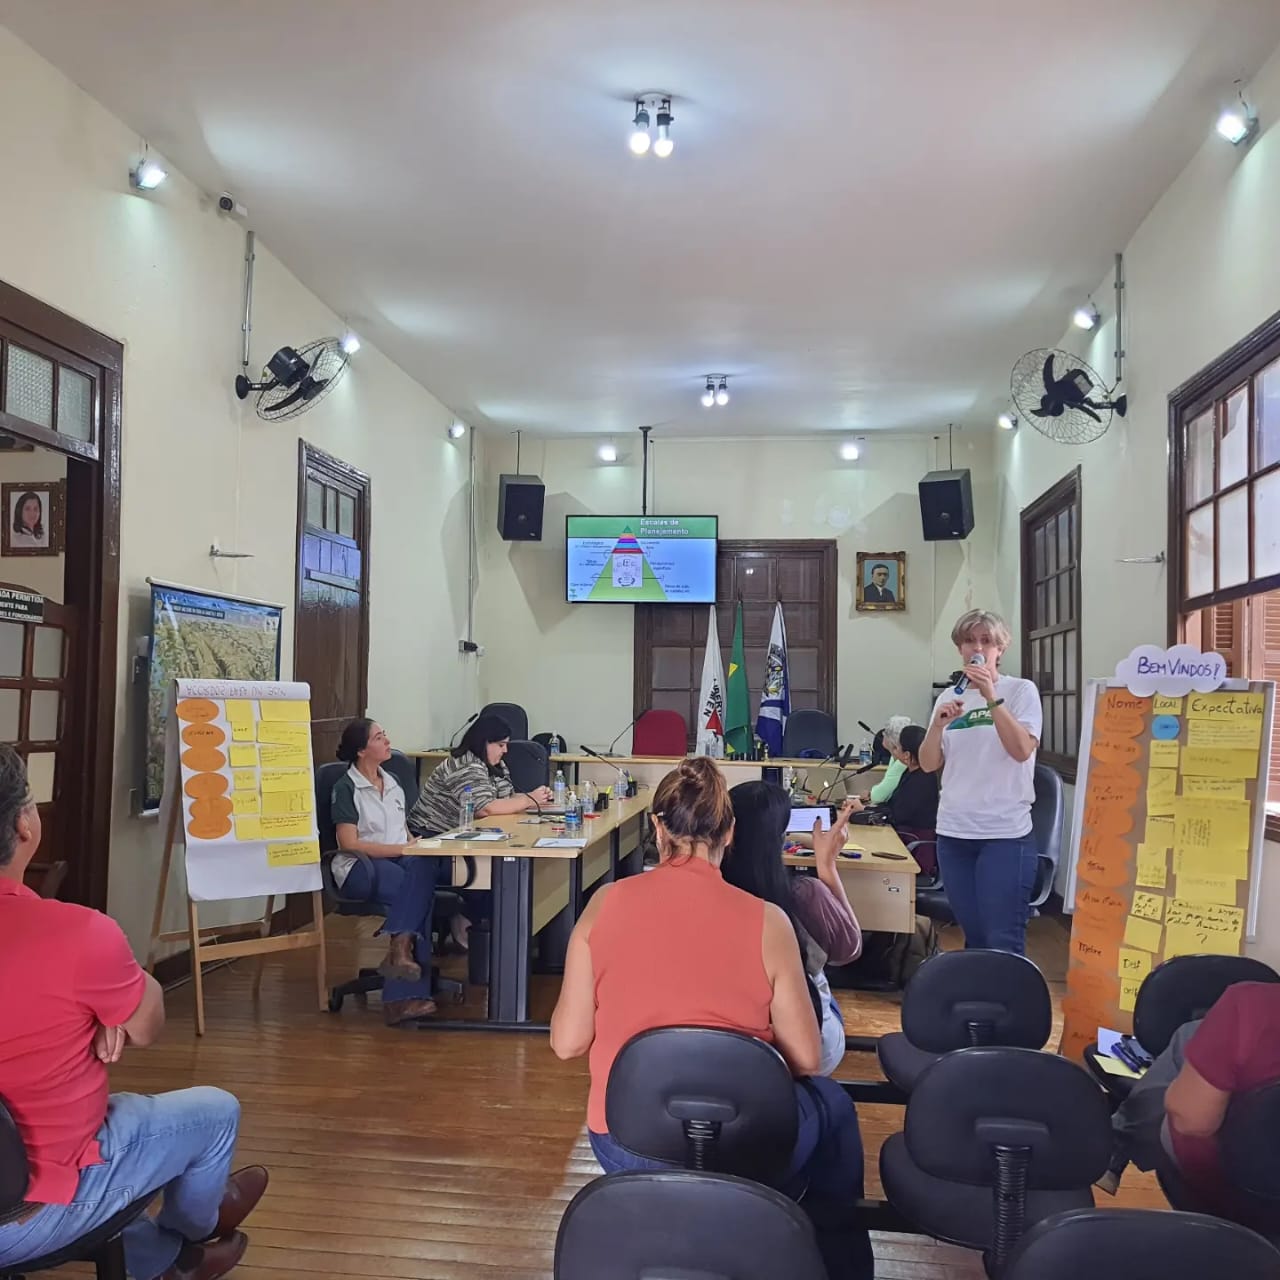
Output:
[856, 551, 906, 611]
[2, 481, 66, 557]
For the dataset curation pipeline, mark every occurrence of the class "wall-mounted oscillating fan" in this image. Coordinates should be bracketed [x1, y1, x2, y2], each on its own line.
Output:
[234, 338, 350, 422]
[1010, 348, 1127, 445]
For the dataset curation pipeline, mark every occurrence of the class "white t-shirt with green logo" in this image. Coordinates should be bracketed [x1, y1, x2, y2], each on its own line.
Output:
[932, 674, 1043, 840]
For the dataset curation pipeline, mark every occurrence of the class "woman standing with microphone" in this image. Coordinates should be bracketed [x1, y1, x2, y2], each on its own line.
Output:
[919, 609, 1042, 955]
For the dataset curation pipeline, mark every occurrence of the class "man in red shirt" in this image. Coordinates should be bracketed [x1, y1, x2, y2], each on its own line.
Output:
[0, 748, 268, 1279]
[1164, 979, 1280, 1227]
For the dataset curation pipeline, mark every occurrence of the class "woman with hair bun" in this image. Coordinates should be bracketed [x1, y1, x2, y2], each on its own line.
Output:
[550, 756, 873, 1280]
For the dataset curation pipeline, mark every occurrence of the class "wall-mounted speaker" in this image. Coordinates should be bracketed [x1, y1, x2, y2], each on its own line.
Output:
[918, 469, 974, 541]
[497, 474, 545, 541]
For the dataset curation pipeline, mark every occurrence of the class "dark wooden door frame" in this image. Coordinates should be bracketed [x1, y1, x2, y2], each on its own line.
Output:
[0, 279, 122, 912]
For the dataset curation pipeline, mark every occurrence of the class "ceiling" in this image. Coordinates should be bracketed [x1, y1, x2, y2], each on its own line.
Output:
[4, 0, 1279, 439]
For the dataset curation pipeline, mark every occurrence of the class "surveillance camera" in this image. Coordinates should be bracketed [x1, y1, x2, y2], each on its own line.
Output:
[216, 192, 248, 218]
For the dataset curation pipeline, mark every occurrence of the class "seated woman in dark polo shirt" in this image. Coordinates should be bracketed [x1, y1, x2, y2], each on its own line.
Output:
[845, 724, 939, 870]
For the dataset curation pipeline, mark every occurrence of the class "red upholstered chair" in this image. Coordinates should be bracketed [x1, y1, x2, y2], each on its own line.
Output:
[632, 710, 688, 757]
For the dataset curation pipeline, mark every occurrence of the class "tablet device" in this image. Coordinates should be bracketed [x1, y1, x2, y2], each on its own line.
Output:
[786, 805, 834, 834]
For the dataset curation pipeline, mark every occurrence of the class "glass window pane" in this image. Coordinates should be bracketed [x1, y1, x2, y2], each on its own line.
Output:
[4, 346, 54, 429]
[1217, 487, 1249, 589]
[1186, 504, 1215, 597]
[1033, 525, 1046, 579]
[1065, 631, 1078, 693]
[305, 479, 323, 528]
[1053, 633, 1064, 690]
[1254, 471, 1280, 580]
[1186, 410, 1214, 505]
[1046, 576, 1058, 627]
[338, 492, 355, 539]
[56, 367, 93, 442]
[1056, 509, 1071, 564]
[1220, 387, 1249, 489]
[1044, 524, 1058, 575]
[28, 690, 59, 741]
[0, 688, 18, 739]
[1058, 575, 1071, 624]
[31, 626, 62, 679]
[1035, 583, 1047, 629]
[0, 622, 23, 678]
[1065, 694, 1078, 755]
[1258, 355, 1280, 471]
[324, 487, 337, 531]
[26, 751, 54, 804]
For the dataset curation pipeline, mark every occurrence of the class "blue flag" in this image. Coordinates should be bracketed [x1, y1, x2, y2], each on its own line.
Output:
[755, 602, 790, 756]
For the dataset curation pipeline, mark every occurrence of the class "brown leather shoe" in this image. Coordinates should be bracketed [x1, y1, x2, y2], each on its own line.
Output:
[378, 933, 422, 982]
[383, 996, 437, 1025]
[209, 1165, 268, 1239]
[161, 1231, 248, 1279]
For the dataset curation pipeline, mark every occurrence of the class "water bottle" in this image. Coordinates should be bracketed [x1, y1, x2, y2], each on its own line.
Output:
[459, 785, 475, 832]
[553, 769, 567, 809]
[859, 735, 872, 766]
[782, 765, 795, 795]
[582, 779, 597, 813]
[564, 792, 582, 833]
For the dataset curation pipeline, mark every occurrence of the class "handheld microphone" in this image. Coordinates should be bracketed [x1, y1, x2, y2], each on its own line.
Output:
[448, 711, 479, 748]
[607, 710, 648, 756]
[953, 653, 986, 695]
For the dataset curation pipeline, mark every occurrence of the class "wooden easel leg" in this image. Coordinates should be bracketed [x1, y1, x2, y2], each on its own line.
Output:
[188, 898, 206, 1037]
[312, 890, 328, 1011]
[252, 895, 275, 998]
[146, 796, 183, 974]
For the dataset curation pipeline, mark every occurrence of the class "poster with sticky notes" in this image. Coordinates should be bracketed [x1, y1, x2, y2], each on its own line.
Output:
[1060, 670, 1274, 1070]
[164, 680, 320, 901]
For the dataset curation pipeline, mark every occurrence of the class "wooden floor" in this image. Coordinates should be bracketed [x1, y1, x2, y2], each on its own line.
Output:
[35, 915, 1167, 1279]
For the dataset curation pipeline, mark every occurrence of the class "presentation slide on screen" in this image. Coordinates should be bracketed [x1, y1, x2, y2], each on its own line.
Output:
[566, 516, 717, 603]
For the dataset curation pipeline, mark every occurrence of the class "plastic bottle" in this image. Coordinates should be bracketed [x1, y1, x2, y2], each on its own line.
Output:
[460, 786, 475, 832]
[782, 765, 795, 794]
[859, 736, 873, 766]
[582, 779, 597, 813]
[564, 792, 582, 833]
[553, 769, 567, 808]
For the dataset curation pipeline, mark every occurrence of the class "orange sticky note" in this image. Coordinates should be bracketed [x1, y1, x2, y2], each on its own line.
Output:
[1078, 834, 1131, 888]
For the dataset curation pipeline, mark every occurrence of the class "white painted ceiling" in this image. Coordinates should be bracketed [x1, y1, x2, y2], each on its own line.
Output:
[4, 0, 1280, 439]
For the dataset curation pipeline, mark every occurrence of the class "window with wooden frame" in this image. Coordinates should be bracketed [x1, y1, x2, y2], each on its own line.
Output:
[1168, 308, 1280, 832]
[1019, 468, 1082, 779]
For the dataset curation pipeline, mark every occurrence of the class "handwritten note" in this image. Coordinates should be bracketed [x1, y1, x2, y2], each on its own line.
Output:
[1149, 740, 1180, 769]
[258, 743, 311, 768]
[1188, 718, 1262, 750]
[1135, 844, 1169, 889]
[256, 721, 312, 747]
[1147, 768, 1178, 817]
[1175, 873, 1240, 907]
[266, 839, 321, 868]
[1153, 695, 1184, 714]
[1186, 691, 1264, 719]
[1120, 976, 1142, 1013]
[1118, 947, 1153, 981]
[1131, 891, 1165, 923]
[1123, 915, 1163, 953]
[1146, 817, 1175, 846]
[1077, 885, 1129, 921]
[1078, 834, 1131, 888]
[1174, 796, 1252, 850]
[231, 792, 260, 816]
[228, 744, 258, 768]
[1174, 844, 1249, 879]
[259, 700, 311, 722]
[230, 720, 254, 742]
[262, 790, 313, 815]
[232, 769, 258, 792]
[1166, 898, 1244, 940]
[1091, 735, 1143, 765]
[1180, 747, 1258, 779]
[259, 768, 313, 794]
[1182, 776, 1246, 799]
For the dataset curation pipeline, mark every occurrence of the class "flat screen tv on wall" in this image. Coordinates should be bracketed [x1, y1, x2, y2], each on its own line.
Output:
[565, 515, 718, 604]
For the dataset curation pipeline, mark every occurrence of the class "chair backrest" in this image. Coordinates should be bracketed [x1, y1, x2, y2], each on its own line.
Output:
[604, 1027, 798, 1186]
[1222, 1081, 1280, 1203]
[314, 760, 349, 855]
[781, 709, 838, 759]
[901, 950, 1052, 1054]
[533, 731, 566, 753]
[480, 701, 529, 741]
[0, 1097, 30, 1214]
[554, 1170, 827, 1280]
[1003, 1207, 1280, 1280]
[383, 749, 419, 805]
[506, 739, 550, 793]
[905, 1047, 1111, 1191]
[632, 709, 688, 756]
[1134, 955, 1280, 1057]
[1029, 763, 1063, 907]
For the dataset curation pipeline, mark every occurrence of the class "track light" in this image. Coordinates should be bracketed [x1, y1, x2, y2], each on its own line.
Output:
[629, 101, 651, 155]
[701, 378, 716, 409]
[447, 421, 466, 439]
[840, 442, 860, 462]
[1072, 303, 1100, 331]
[998, 413, 1018, 431]
[340, 332, 361, 355]
[653, 100, 675, 158]
[598, 442, 618, 463]
[715, 378, 730, 407]
[129, 158, 167, 190]
[1217, 84, 1259, 145]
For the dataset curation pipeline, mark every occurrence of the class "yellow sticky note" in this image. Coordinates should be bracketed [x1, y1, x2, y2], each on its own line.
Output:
[232, 769, 258, 792]
[1187, 718, 1262, 750]
[1119, 948, 1153, 980]
[230, 720, 254, 742]
[260, 768, 312, 793]
[1149, 740, 1180, 769]
[1175, 873, 1240, 907]
[224, 699, 255, 723]
[1181, 747, 1258, 779]
[1123, 915, 1163, 953]
[1167, 898, 1244, 940]
[262, 789, 314, 816]
[266, 839, 320, 868]
[1096, 1053, 1143, 1080]
[231, 791, 260, 816]
[228, 744, 258, 768]
[1174, 844, 1249, 879]
[256, 721, 311, 747]
[1147, 768, 1178, 816]
[258, 743, 310, 768]
[1165, 923, 1241, 960]
[259, 700, 311, 722]
[1131, 891, 1165, 923]
[257, 814, 314, 839]
[1153, 695, 1184, 714]
[1174, 796, 1253, 850]
[1182, 776, 1245, 800]
[1135, 844, 1168, 889]
[1120, 976, 1141, 1013]
[1186, 691, 1264, 719]
[234, 816, 262, 841]
[1146, 817, 1175, 846]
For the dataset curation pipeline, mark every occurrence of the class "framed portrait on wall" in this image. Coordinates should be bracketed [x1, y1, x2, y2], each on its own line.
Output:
[2, 480, 66, 557]
[856, 551, 906, 611]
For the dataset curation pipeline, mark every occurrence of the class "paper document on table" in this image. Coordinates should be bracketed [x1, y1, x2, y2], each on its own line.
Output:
[440, 830, 507, 841]
[534, 837, 588, 848]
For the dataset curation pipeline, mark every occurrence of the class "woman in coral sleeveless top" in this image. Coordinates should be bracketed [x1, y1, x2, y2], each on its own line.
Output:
[550, 757, 873, 1280]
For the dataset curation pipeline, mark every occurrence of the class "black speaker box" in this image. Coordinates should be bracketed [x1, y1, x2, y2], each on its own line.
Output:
[497, 474, 545, 541]
[918, 469, 975, 541]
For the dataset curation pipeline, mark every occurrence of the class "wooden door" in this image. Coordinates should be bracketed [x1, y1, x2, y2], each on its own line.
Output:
[633, 541, 837, 750]
[294, 442, 370, 768]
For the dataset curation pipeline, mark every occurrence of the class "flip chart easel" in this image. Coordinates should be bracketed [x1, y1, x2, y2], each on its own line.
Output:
[146, 679, 327, 1034]
[1060, 675, 1275, 1062]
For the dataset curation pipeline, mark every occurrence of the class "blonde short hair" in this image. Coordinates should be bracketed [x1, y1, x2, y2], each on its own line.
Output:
[951, 609, 1012, 650]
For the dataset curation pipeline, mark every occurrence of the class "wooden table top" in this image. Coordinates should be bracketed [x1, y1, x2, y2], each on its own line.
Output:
[783, 824, 921, 875]
[403, 747, 884, 773]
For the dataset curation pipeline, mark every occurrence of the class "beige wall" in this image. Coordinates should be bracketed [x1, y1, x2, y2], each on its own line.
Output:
[995, 44, 1280, 963]
[0, 27, 480, 951]
[474, 431, 999, 751]
[0, 447, 66, 602]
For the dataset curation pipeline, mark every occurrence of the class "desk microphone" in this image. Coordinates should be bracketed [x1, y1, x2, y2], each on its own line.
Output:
[606, 710, 648, 756]
[952, 653, 985, 695]
[448, 711, 478, 748]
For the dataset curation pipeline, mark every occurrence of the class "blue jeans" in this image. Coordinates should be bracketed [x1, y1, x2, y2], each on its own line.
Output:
[935, 834, 1038, 954]
[0, 1088, 239, 1280]
[343, 855, 439, 1001]
[590, 1076, 873, 1280]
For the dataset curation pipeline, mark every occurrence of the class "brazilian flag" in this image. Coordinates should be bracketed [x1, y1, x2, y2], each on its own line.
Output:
[724, 602, 752, 756]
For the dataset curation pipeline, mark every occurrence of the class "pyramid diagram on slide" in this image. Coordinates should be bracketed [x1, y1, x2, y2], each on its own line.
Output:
[589, 527, 668, 601]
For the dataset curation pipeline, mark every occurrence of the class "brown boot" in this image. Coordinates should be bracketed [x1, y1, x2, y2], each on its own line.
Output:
[161, 1231, 248, 1279]
[384, 997, 437, 1026]
[378, 933, 422, 982]
[207, 1165, 268, 1239]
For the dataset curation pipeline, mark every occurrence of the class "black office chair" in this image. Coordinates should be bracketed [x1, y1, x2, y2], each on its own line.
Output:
[533, 732, 566, 753]
[604, 1028, 797, 1186]
[0, 1098, 156, 1279]
[479, 701, 528, 741]
[554, 1171, 827, 1280]
[1003, 1207, 1280, 1279]
[782, 709, 838, 759]
[1083, 955, 1279, 1103]
[877, 950, 1052, 1094]
[917, 762, 1062, 926]
[316, 752, 463, 1013]
[505, 739, 550, 794]
[879, 1046, 1111, 1275]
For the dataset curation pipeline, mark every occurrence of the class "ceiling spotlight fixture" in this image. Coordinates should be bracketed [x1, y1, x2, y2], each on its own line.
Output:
[840, 442, 860, 461]
[701, 378, 716, 408]
[129, 157, 167, 191]
[997, 412, 1018, 431]
[714, 377, 730, 407]
[629, 100, 652, 155]
[340, 332, 361, 356]
[598, 442, 618, 463]
[1216, 84, 1259, 146]
[447, 421, 466, 439]
[1072, 302, 1101, 331]
[653, 99, 675, 158]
